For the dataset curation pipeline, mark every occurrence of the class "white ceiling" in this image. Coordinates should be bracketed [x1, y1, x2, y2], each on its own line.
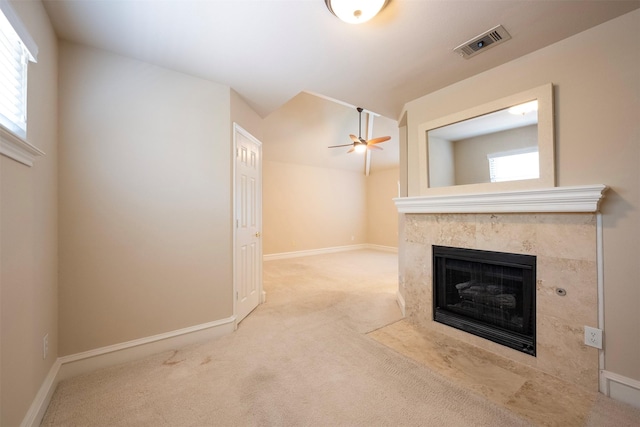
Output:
[42, 0, 640, 120]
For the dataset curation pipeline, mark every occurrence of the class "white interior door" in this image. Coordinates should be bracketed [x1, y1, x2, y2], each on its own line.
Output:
[234, 124, 262, 324]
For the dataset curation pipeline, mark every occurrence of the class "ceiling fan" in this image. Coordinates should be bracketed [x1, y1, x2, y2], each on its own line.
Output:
[328, 107, 391, 153]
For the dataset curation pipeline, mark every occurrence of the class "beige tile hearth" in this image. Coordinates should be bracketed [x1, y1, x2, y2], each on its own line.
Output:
[368, 319, 598, 427]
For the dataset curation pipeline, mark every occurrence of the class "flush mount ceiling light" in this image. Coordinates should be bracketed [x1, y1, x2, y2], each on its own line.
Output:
[325, 0, 389, 24]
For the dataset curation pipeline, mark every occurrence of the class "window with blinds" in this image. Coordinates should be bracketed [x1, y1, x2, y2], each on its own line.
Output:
[0, 1, 37, 140]
[488, 148, 539, 183]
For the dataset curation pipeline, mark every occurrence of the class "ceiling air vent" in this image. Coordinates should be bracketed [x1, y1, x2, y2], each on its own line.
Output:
[453, 25, 511, 59]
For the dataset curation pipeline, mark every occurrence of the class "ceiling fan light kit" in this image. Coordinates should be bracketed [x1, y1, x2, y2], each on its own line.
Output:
[325, 0, 389, 24]
[328, 107, 391, 154]
[354, 142, 367, 153]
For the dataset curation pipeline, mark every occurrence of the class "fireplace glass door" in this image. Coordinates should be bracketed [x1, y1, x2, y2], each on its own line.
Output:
[433, 246, 536, 356]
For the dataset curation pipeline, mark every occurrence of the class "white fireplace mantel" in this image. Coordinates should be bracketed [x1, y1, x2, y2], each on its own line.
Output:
[394, 184, 608, 214]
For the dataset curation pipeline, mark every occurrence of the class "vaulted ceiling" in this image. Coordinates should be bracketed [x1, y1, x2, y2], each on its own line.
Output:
[42, 0, 640, 120]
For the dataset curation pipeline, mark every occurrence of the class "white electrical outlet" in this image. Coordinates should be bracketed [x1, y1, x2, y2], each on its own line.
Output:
[43, 333, 49, 359]
[584, 326, 602, 349]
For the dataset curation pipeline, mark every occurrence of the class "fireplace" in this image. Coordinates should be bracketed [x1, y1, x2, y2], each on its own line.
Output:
[433, 246, 536, 356]
[396, 187, 606, 388]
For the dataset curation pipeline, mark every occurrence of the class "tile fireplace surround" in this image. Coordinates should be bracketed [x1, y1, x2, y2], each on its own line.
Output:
[395, 185, 607, 391]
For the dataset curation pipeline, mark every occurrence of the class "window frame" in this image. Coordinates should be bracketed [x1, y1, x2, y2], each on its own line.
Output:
[0, 0, 43, 167]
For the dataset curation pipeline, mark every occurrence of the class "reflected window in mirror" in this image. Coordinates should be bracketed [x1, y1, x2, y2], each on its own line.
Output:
[488, 147, 539, 183]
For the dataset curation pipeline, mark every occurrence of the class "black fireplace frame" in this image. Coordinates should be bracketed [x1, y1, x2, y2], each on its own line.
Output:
[433, 245, 536, 356]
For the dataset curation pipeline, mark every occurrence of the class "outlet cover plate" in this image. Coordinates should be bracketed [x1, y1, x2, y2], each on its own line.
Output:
[584, 326, 603, 349]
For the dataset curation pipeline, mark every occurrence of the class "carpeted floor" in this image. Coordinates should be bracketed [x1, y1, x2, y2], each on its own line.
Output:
[41, 250, 639, 426]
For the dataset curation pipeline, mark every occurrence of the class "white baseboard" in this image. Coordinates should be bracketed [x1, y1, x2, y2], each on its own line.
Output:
[366, 244, 399, 253]
[601, 370, 640, 409]
[20, 359, 61, 427]
[21, 316, 236, 427]
[396, 290, 406, 317]
[264, 244, 398, 261]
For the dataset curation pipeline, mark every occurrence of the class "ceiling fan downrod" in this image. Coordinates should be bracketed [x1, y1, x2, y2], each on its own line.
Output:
[353, 107, 368, 152]
[357, 107, 364, 142]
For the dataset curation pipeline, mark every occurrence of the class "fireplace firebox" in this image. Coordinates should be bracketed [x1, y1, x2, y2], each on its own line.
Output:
[433, 246, 536, 356]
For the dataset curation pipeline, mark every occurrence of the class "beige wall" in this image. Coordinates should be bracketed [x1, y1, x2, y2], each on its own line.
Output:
[58, 42, 234, 355]
[398, 116, 408, 198]
[231, 89, 263, 141]
[403, 10, 640, 382]
[366, 167, 399, 248]
[263, 161, 367, 254]
[0, 1, 58, 425]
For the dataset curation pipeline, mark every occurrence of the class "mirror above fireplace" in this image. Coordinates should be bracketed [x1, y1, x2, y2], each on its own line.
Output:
[417, 84, 555, 195]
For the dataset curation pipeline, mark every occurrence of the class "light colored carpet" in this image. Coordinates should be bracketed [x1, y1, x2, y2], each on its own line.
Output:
[42, 250, 535, 426]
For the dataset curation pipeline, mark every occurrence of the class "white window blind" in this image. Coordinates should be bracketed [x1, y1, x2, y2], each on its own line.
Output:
[0, 0, 37, 139]
[488, 148, 539, 183]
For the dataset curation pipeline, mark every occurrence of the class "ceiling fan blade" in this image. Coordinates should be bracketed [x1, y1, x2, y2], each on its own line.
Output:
[349, 134, 360, 143]
[347, 147, 355, 153]
[367, 136, 391, 144]
[328, 144, 354, 148]
[367, 145, 383, 151]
